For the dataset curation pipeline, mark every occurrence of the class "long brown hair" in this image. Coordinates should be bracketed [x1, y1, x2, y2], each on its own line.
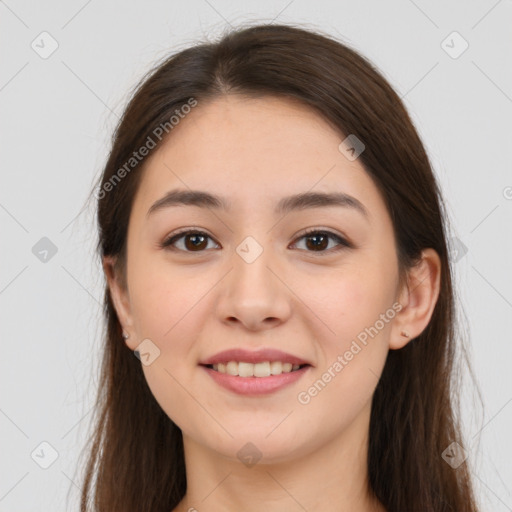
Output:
[78, 22, 481, 511]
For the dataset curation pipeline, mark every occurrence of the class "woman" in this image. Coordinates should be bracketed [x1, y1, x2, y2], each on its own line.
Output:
[79, 23, 480, 511]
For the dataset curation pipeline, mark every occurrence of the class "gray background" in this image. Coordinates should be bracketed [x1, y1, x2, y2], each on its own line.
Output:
[1, 0, 511, 510]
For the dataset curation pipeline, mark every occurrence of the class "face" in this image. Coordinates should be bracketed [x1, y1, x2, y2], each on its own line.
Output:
[110, 95, 405, 463]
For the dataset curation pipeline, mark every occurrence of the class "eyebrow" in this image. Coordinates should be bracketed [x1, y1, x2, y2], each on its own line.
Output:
[146, 188, 369, 219]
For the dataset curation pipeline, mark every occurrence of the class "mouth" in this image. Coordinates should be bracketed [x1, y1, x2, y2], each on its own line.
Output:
[200, 361, 312, 395]
[201, 361, 311, 378]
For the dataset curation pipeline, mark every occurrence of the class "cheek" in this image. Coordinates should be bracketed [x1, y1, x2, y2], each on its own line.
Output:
[303, 263, 395, 399]
[128, 261, 210, 427]
[303, 264, 393, 344]
[128, 254, 205, 340]
[295, 271, 393, 426]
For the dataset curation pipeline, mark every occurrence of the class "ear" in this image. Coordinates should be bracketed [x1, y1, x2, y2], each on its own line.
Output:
[390, 248, 442, 350]
[103, 255, 137, 350]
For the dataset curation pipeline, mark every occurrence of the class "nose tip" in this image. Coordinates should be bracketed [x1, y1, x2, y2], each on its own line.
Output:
[217, 258, 292, 332]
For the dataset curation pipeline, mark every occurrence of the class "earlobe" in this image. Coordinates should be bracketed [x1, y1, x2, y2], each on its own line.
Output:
[103, 255, 135, 347]
[390, 248, 441, 350]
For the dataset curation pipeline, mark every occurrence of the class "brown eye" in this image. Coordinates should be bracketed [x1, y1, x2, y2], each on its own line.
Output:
[162, 230, 219, 252]
[305, 233, 329, 251]
[183, 233, 208, 251]
[292, 229, 350, 253]
[161, 228, 350, 255]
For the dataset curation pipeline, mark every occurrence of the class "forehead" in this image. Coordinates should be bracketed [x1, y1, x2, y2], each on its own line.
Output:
[131, 95, 387, 222]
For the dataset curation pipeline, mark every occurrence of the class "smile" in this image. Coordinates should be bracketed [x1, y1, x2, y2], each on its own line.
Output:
[201, 363, 311, 395]
[207, 361, 308, 377]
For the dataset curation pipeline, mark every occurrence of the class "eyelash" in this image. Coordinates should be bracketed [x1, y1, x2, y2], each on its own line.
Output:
[160, 227, 351, 255]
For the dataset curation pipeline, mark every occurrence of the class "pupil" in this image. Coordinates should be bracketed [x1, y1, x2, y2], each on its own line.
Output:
[307, 234, 327, 250]
[187, 234, 206, 250]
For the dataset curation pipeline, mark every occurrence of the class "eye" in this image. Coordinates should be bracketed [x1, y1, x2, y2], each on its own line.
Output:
[161, 228, 351, 254]
[290, 228, 351, 254]
[161, 229, 220, 252]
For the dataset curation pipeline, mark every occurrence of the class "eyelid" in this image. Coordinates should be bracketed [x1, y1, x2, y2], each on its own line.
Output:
[290, 227, 352, 251]
[161, 227, 219, 249]
[161, 227, 352, 253]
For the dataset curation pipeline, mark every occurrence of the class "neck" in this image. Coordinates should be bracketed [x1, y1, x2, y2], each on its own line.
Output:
[173, 402, 386, 512]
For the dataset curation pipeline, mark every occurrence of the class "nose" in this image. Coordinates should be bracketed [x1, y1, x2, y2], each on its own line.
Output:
[215, 243, 292, 332]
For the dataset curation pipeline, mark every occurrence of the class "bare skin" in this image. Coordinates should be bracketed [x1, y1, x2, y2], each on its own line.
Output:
[105, 95, 441, 512]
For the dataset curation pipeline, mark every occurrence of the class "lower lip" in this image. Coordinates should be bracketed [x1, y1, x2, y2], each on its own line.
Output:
[200, 365, 311, 395]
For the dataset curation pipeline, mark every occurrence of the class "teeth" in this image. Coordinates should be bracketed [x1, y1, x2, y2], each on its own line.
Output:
[211, 361, 302, 377]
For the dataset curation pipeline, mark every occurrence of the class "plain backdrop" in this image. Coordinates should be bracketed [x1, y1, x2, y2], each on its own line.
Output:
[1, 1, 511, 510]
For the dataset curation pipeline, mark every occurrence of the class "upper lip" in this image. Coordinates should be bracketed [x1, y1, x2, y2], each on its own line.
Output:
[199, 348, 312, 366]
